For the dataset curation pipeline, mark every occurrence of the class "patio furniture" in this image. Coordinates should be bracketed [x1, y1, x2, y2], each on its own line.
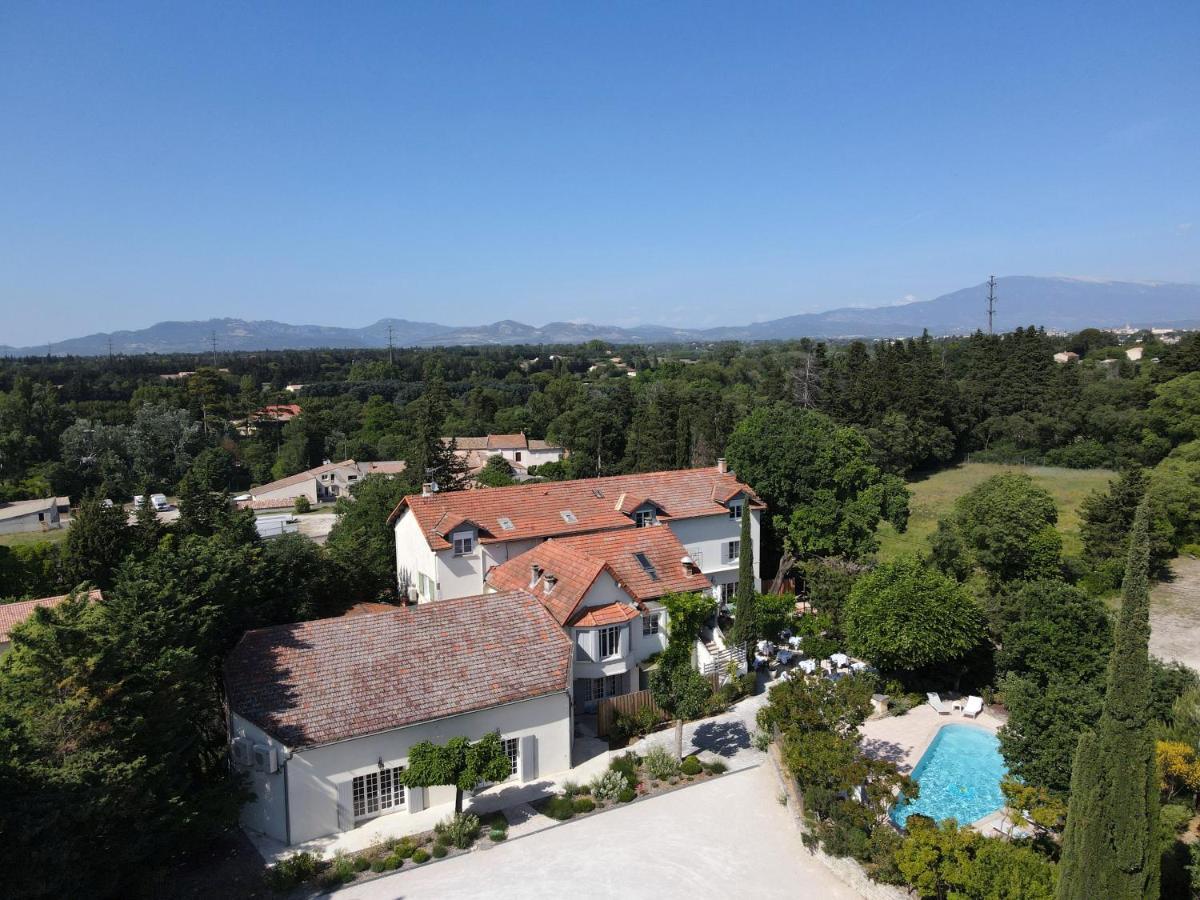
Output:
[776, 648, 794, 665]
[830, 652, 850, 668]
[756, 640, 776, 656]
[963, 695, 984, 718]
[787, 636, 804, 650]
[849, 661, 869, 673]
[798, 658, 818, 675]
[927, 692, 951, 715]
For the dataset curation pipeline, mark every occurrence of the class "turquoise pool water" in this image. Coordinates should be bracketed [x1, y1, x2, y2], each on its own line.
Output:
[890, 724, 1007, 828]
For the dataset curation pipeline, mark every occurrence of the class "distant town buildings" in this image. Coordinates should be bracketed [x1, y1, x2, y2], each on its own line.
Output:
[443, 433, 564, 481]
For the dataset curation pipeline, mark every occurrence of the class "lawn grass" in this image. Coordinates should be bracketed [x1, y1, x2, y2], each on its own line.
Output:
[0, 528, 69, 548]
[875, 463, 1115, 562]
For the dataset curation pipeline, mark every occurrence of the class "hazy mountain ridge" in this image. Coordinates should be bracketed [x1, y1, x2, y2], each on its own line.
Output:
[4, 277, 1198, 356]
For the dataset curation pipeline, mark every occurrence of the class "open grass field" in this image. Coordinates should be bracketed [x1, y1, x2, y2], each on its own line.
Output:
[875, 463, 1116, 562]
[0, 527, 70, 548]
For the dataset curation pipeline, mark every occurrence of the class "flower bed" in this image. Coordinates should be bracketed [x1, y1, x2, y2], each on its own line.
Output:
[262, 810, 511, 893]
[533, 748, 729, 822]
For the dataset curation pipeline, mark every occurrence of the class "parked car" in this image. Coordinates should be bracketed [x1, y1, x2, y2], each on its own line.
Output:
[150, 493, 171, 511]
[132, 494, 146, 508]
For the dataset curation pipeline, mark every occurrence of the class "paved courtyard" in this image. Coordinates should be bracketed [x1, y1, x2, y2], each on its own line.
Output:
[331, 764, 858, 900]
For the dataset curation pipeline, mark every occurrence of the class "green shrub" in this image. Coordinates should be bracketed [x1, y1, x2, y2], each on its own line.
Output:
[644, 743, 680, 780]
[572, 796, 596, 813]
[576, 783, 591, 795]
[752, 730, 771, 752]
[383, 855, 402, 871]
[479, 811, 508, 832]
[703, 759, 728, 774]
[370, 859, 386, 873]
[264, 851, 321, 891]
[680, 755, 703, 776]
[489, 829, 508, 842]
[434, 812, 481, 849]
[431, 843, 448, 858]
[560, 780, 580, 797]
[618, 787, 636, 803]
[293, 495, 312, 514]
[353, 855, 370, 872]
[395, 842, 415, 859]
[590, 769, 629, 802]
[412, 849, 430, 864]
[608, 752, 639, 785]
[542, 795, 576, 820]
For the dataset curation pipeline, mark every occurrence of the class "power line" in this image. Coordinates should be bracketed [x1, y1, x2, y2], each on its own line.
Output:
[986, 275, 997, 335]
[209, 331, 218, 367]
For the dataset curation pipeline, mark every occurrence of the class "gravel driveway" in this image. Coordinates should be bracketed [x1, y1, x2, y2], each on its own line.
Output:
[1150, 556, 1200, 673]
[330, 765, 857, 900]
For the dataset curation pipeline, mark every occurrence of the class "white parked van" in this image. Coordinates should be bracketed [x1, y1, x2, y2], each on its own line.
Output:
[151, 494, 171, 511]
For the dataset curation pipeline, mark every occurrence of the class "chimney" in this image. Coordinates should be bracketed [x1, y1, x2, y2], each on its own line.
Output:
[530, 564, 543, 587]
[421, 482, 434, 497]
[716, 458, 728, 474]
[544, 573, 558, 593]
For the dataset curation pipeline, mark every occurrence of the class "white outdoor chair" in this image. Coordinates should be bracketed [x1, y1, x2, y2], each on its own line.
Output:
[927, 692, 951, 715]
[963, 695, 984, 718]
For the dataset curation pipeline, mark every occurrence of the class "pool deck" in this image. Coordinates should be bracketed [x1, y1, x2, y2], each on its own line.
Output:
[860, 702, 1010, 833]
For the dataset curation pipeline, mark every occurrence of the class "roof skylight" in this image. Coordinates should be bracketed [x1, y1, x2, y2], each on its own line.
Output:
[497, 516, 515, 531]
[634, 551, 658, 580]
[560, 510, 578, 523]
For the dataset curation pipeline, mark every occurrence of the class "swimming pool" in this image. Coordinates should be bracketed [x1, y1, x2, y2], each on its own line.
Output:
[890, 723, 1007, 828]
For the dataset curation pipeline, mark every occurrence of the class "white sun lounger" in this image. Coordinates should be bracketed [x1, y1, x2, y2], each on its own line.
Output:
[963, 695, 984, 718]
[927, 692, 951, 715]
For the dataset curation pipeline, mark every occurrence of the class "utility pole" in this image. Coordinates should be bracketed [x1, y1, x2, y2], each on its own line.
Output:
[209, 331, 218, 367]
[986, 275, 997, 335]
[107, 336, 113, 361]
[387, 323, 394, 366]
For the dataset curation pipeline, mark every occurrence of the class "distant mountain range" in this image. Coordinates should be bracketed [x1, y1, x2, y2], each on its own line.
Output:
[4, 277, 1198, 356]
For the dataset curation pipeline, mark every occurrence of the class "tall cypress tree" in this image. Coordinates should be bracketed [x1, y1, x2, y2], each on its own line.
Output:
[1058, 502, 1160, 900]
[730, 502, 757, 666]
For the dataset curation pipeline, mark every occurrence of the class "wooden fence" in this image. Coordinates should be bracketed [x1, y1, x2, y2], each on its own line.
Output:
[595, 672, 721, 737]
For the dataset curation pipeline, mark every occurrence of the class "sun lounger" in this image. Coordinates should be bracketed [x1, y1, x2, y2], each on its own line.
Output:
[927, 692, 951, 715]
[963, 695, 984, 718]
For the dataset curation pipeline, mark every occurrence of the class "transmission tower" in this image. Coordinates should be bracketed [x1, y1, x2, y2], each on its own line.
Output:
[986, 275, 997, 335]
[387, 323, 394, 366]
[210, 331, 218, 367]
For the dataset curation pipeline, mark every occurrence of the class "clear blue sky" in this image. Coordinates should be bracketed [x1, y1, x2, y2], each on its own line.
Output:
[2, 2, 1197, 345]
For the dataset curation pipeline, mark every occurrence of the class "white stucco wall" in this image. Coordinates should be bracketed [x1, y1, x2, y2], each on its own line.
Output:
[393, 509, 440, 601]
[230, 711, 292, 844]
[235, 691, 572, 846]
[253, 479, 319, 504]
[668, 507, 760, 589]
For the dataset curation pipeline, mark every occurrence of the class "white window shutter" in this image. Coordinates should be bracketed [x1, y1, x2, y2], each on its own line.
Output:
[335, 779, 354, 831]
[518, 735, 537, 782]
[407, 784, 426, 814]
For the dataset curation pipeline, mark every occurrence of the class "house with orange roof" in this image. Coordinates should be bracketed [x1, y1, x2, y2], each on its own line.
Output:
[485, 526, 730, 712]
[392, 460, 762, 606]
[0, 590, 103, 654]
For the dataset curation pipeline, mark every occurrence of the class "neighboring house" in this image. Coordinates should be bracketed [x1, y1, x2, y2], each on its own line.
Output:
[1052, 351, 1079, 364]
[444, 433, 564, 481]
[236, 404, 303, 435]
[225, 590, 572, 846]
[0, 590, 103, 654]
[0, 497, 62, 535]
[391, 460, 762, 609]
[485, 526, 714, 710]
[240, 460, 406, 509]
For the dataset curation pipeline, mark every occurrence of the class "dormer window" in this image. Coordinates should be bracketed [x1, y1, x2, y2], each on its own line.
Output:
[728, 501, 743, 520]
[634, 509, 655, 528]
[452, 532, 474, 556]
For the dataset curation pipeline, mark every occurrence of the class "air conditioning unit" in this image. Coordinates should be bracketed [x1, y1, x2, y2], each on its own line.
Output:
[253, 744, 280, 773]
[230, 737, 253, 767]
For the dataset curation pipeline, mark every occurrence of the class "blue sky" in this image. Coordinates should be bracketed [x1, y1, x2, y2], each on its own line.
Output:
[1, 2, 1197, 345]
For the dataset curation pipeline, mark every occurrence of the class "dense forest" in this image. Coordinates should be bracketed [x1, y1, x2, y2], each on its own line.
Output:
[1, 326, 1199, 897]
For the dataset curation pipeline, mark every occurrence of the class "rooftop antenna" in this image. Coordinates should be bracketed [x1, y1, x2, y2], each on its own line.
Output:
[986, 275, 997, 335]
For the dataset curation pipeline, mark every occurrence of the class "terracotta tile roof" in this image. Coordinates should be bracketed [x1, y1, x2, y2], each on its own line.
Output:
[362, 460, 407, 475]
[340, 601, 399, 617]
[487, 433, 528, 449]
[556, 527, 712, 601]
[485, 525, 710, 626]
[224, 590, 571, 749]
[390, 466, 762, 549]
[528, 439, 559, 451]
[486, 542, 608, 625]
[0, 590, 102, 644]
[444, 436, 490, 450]
[252, 404, 302, 420]
[571, 602, 641, 628]
[236, 498, 297, 511]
